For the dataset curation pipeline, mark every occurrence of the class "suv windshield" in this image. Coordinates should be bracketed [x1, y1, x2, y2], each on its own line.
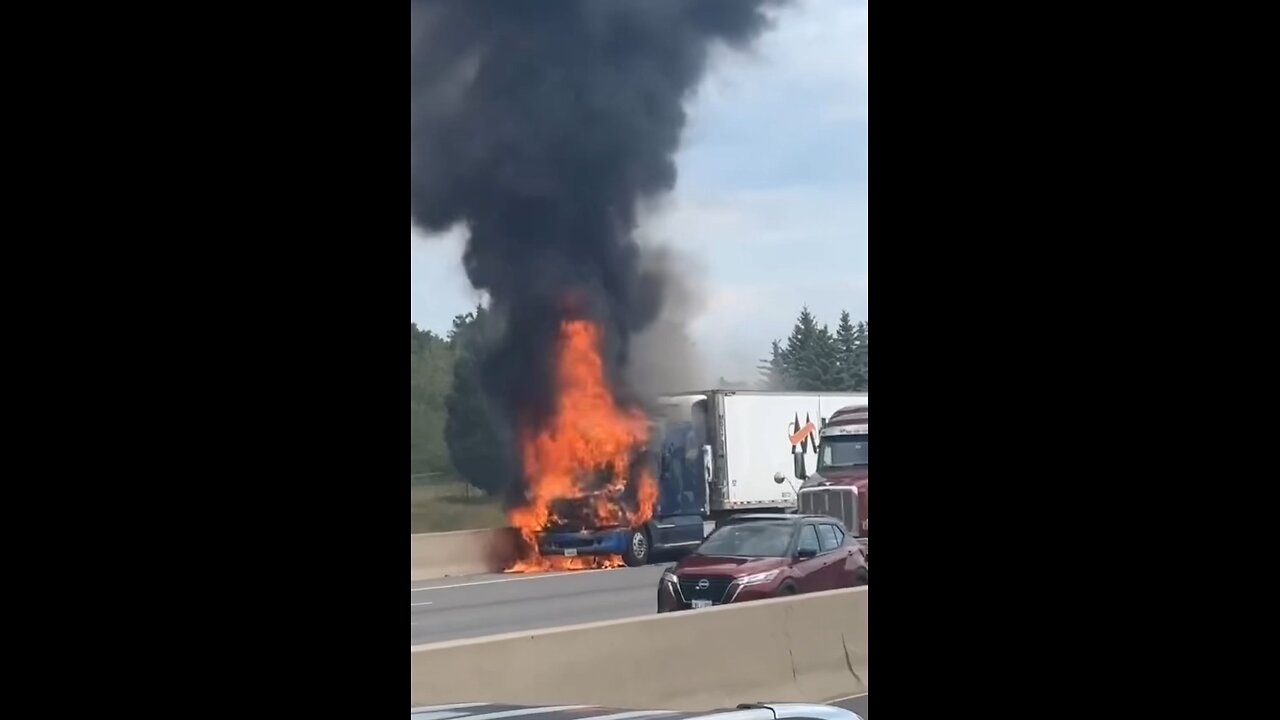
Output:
[696, 522, 793, 557]
[818, 434, 868, 470]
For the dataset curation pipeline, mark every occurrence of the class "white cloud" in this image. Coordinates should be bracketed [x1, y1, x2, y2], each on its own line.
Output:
[410, 224, 487, 332]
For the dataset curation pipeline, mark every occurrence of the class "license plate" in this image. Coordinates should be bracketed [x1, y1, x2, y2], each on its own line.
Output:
[691, 599, 712, 609]
[563, 548, 578, 557]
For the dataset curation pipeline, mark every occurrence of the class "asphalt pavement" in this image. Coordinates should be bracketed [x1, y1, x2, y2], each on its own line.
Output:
[411, 564, 671, 645]
[831, 695, 868, 718]
[412, 699, 867, 718]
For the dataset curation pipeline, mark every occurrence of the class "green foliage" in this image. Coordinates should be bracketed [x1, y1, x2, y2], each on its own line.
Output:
[758, 308, 867, 392]
[411, 323, 455, 476]
[756, 339, 791, 391]
[442, 306, 511, 497]
[411, 307, 511, 497]
[411, 480, 505, 533]
[849, 319, 868, 390]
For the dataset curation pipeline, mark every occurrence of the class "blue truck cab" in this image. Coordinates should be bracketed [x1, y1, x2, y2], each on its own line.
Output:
[536, 412, 711, 567]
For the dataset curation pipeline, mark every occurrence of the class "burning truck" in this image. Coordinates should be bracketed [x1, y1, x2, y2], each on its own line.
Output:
[503, 319, 866, 572]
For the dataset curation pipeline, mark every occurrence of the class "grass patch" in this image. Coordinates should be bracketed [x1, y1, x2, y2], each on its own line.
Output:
[411, 480, 505, 533]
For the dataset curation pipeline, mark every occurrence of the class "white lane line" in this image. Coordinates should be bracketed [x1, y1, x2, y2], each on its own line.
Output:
[575, 712, 679, 720]
[411, 703, 490, 712]
[461, 706, 594, 720]
[411, 601, 434, 606]
[412, 713, 472, 720]
[411, 569, 613, 591]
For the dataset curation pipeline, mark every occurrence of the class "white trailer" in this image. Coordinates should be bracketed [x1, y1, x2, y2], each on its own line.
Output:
[653, 390, 869, 519]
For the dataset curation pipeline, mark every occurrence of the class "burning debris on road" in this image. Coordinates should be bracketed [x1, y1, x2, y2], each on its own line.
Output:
[410, 0, 786, 571]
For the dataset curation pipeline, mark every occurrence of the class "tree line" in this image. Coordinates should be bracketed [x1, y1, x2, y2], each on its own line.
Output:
[757, 307, 868, 392]
[412, 304, 866, 495]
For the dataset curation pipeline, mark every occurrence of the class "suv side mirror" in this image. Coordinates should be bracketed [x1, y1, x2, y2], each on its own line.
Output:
[797, 547, 818, 559]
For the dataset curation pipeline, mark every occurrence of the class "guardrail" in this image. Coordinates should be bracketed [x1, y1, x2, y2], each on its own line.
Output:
[410, 586, 868, 709]
[411, 528, 517, 580]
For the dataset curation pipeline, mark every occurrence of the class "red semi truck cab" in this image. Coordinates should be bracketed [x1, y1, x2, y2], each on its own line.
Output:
[795, 405, 868, 555]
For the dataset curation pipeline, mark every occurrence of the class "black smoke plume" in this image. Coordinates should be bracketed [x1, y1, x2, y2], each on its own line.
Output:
[411, 0, 785, 497]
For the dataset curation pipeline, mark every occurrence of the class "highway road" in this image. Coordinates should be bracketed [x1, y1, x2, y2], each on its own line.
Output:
[832, 695, 868, 718]
[412, 699, 867, 719]
[411, 564, 671, 645]
[411, 568, 867, 715]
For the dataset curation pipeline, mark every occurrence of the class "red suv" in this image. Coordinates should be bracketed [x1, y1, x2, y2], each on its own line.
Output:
[656, 514, 867, 612]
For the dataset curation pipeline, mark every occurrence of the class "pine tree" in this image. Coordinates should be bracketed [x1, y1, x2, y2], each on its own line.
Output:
[809, 324, 838, 390]
[849, 320, 868, 390]
[834, 311, 858, 391]
[783, 306, 820, 390]
[756, 339, 790, 390]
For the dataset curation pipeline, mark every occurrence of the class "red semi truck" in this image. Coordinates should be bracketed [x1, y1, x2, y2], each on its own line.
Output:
[794, 404, 868, 557]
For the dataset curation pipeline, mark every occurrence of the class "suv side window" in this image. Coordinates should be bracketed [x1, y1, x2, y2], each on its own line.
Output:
[797, 525, 821, 554]
[830, 523, 846, 546]
[817, 524, 841, 552]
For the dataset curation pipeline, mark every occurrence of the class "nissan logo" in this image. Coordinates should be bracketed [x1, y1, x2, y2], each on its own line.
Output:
[696, 579, 710, 590]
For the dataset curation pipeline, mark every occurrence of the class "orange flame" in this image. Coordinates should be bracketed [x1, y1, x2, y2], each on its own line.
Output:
[506, 318, 658, 573]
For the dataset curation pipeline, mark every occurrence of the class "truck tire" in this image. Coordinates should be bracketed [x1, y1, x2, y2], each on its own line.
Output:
[622, 528, 650, 567]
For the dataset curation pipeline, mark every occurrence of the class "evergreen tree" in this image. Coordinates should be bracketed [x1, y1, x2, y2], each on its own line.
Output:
[808, 324, 838, 390]
[767, 307, 866, 392]
[834, 311, 859, 391]
[850, 320, 868, 390]
[756, 339, 790, 390]
[783, 306, 821, 390]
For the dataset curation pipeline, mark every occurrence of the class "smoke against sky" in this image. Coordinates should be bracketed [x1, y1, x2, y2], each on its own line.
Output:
[412, 0, 868, 383]
[412, 0, 785, 420]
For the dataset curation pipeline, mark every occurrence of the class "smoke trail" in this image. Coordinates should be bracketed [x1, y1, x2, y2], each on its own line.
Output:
[411, 0, 785, 490]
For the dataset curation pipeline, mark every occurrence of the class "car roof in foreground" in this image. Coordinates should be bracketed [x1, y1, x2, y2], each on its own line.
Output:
[411, 702, 863, 720]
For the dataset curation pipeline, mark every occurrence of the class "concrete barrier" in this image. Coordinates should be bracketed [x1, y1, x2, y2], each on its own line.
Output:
[411, 529, 515, 581]
[410, 586, 868, 709]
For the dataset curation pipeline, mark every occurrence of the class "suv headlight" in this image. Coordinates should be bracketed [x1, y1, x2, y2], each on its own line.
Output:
[737, 569, 780, 586]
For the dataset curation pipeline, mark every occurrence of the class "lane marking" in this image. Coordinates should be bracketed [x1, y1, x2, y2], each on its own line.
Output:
[411, 601, 434, 606]
[413, 713, 472, 720]
[575, 712, 679, 720]
[411, 569, 616, 591]
[411, 703, 490, 712]
[461, 706, 594, 720]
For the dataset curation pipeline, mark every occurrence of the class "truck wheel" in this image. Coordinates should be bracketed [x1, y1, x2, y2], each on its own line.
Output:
[622, 528, 650, 567]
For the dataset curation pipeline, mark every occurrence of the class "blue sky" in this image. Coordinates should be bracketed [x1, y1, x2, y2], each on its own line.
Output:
[411, 0, 867, 381]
